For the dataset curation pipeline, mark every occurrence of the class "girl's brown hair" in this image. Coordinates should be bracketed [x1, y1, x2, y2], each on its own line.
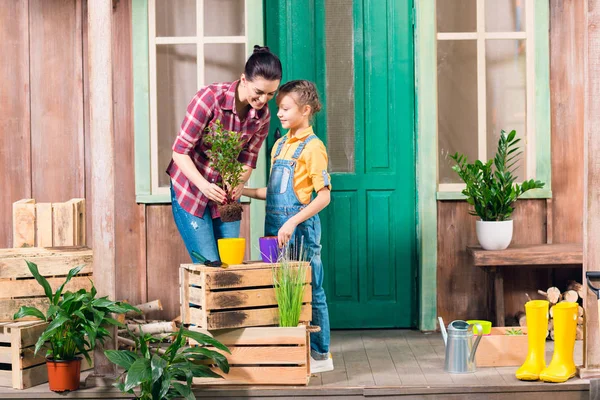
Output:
[277, 80, 322, 116]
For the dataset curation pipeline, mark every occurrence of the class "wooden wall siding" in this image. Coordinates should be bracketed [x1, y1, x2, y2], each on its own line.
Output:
[0, 1, 31, 248]
[437, 200, 550, 324]
[145, 204, 251, 320]
[29, 0, 85, 203]
[549, 0, 585, 244]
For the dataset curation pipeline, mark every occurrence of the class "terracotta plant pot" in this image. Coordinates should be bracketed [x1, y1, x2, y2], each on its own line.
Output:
[218, 238, 245, 265]
[46, 357, 82, 392]
[259, 236, 279, 263]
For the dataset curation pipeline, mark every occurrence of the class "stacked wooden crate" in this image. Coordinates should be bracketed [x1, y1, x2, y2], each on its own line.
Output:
[0, 199, 93, 389]
[0, 321, 93, 389]
[180, 262, 312, 385]
[12, 198, 86, 248]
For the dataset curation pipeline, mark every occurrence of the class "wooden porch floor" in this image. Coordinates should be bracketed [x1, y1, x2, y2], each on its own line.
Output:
[0, 330, 590, 399]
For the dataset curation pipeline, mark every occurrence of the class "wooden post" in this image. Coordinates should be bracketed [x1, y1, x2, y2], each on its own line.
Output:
[87, 0, 117, 380]
[580, 0, 600, 379]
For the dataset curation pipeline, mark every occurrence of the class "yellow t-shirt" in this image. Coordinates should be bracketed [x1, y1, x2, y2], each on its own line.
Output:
[270, 126, 332, 204]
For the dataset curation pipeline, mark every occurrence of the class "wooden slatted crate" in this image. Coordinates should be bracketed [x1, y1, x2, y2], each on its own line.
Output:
[180, 262, 311, 330]
[190, 326, 310, 385]
[0, 247, 93, 321]
[12, 198, 86, 248]
[0, 320, 93, 389]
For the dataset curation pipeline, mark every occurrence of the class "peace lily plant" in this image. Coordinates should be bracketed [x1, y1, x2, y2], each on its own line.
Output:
[450, 129, 545, 250]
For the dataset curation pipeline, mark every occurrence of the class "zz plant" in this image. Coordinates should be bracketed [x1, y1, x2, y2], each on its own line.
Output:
[105, 327, 230, 400]
[13, 261, 138, 362]
[450, 129, 545, 221]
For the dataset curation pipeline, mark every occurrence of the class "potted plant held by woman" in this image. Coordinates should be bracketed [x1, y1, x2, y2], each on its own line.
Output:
[450, 129, 545, 250]
[204, 119, 245, 223]
[13, 261, 139, 392]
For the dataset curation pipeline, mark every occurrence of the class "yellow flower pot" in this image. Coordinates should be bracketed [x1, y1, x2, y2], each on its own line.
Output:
[217, 238, 246, 265]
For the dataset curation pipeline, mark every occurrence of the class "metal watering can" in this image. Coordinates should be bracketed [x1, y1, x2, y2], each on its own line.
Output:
[438, 317, 483, 373]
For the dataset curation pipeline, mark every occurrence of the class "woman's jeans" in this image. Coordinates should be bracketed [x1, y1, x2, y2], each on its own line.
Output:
[170, 186, 240, 262]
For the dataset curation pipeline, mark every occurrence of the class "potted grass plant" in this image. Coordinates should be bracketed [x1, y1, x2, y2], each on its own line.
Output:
[450, 129, 545, 250]
[273, 244, 309, 327]
[105, 326, 230, 400]
[204, 119, 245, 223]
[13, 261, 139, 392]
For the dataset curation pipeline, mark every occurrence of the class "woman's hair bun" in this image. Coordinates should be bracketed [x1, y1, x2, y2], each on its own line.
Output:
[253, 45, 271, 54]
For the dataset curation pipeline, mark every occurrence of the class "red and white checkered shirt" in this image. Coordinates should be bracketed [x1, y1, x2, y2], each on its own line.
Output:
[166, 81, 271, 218]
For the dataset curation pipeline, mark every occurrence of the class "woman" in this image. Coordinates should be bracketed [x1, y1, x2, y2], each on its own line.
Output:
[167, 46, 282, 263]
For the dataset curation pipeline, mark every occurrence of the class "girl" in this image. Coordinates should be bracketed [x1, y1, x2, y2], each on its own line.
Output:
[243, 80, 333, 373]
[167, 46, 281, 263]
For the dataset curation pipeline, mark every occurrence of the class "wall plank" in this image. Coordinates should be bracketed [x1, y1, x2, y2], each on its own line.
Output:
[112, 0, 146, 306]
[0, 1, 31, 248]
[29, 0, 85, 202]
[550, 0, 585, 244]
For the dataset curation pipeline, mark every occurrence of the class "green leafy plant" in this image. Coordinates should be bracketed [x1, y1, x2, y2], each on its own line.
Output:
[105, 327, 230, 400]
[505, 328, 524, 336]
[450, 129, 545, 221]
[13, 261, 139, 362]
[273, 243, 309, 327]
[204, 119, 245, 222]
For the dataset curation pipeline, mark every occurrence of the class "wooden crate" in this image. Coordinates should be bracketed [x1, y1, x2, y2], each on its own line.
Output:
[191, 326, 310, 385]
[0, 247, 93, 321]
[12, 198, 86, 248]
[475, 327, 529, 367]
[0, 320, 93, 389]
[180, 262, 312, 330]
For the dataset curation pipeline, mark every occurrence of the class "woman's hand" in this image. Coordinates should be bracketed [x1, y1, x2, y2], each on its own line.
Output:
[231, 181, 246, 201]
[199, 181, 227, 204]
[278, 219, 298, 248]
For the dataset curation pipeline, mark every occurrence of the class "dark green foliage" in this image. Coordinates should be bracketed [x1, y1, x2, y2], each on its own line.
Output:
[105, 327, 230, 400]
[13, 261, 139, 362]
[450, 129, 545, 221]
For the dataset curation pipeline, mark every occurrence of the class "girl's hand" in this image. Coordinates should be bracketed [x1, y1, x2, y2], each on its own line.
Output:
[278, 220, 297, 248]
[231, 182, 246, 201]
[200, 182, 227, 204]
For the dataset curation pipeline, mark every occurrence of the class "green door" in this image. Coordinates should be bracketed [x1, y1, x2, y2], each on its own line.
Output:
[266, 0, 416, 328]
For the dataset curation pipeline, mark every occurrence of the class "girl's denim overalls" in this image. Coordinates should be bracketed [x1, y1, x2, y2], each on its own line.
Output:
[265, 134, 331, 359]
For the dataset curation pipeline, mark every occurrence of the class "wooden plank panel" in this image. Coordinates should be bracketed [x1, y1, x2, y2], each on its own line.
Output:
[52, 202, 75, 246]
[70, 199, 86, 246]
[550, 0, 585, 245]
[207, 304, 312, 330]
[0, 0, 31, 249]
[209, 326, 306, 346]
[215, 346, 306, 365]
[0, 276, 92, 299]
[12, 200, 36, 248]
[437, 200, 548, 324]
[205, 267, 311, 290]
[468, 243, 583, 266]
[112, 0, 145, 307]
[146, 205, 190, 320]
[193, 366, 308, 385]
[206, 286, 311, 310]
[0, 299, 49, 322]
[0, 248, 93, 279]
[35, 203, 53, 247]
[29, 0, 85, 202]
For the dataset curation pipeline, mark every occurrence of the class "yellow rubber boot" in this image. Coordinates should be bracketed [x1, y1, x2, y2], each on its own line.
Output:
[516, 300, 549, 381]
[539, 302, 578, 383]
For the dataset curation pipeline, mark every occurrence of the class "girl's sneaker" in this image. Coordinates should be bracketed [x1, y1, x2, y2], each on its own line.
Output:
[310, 353, 334, 373]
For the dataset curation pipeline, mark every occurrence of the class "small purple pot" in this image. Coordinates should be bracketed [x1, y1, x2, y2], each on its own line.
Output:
[259, 236, 279, 263]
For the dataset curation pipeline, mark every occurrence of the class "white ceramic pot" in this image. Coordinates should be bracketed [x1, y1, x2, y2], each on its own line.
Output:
[475, 220, 513, 250]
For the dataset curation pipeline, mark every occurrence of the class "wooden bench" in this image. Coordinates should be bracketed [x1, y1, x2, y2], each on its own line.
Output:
[467, 243, 582, 326]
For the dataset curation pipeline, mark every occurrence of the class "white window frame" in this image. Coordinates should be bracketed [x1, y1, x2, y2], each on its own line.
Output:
[436, 0, 545, 195]
[146, 0, 257, 198]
